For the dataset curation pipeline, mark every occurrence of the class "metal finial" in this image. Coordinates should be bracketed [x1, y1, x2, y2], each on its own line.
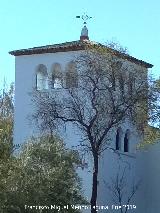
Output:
[76, 13, 92, 40]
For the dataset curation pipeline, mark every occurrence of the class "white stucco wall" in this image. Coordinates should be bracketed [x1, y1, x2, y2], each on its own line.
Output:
[14, 51, 80, 144]
[14, 50, 94, 202]
[97, 121, 139, 212]
[136, 142, 160, 213]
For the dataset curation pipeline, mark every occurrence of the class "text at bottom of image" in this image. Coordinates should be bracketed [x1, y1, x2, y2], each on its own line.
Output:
[25, 204, 136, 211]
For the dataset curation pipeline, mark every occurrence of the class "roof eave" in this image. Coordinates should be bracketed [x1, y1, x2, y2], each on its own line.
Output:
[9, 41, 153, 69]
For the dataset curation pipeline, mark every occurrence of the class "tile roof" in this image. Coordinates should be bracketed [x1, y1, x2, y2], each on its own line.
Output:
[9, 40, 153, 68]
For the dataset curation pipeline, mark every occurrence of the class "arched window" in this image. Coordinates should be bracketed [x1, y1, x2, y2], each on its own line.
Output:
[65, 61, 78, 88]
[36, 64, 48, 90]
[51, 63, 63, 89]
[124, 129, 130, 152]
[115, 128, 122, 150]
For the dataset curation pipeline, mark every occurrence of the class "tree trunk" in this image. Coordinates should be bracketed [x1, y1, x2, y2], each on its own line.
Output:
[90, 153, 98, 213]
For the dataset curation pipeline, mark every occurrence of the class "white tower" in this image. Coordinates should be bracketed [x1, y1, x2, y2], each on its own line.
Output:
[9, 25, 153, 212]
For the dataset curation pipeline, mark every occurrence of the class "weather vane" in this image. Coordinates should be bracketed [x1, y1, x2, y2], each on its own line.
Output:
[76, 13, 92, 25]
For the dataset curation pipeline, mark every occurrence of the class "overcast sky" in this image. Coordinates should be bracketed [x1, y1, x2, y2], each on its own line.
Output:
[0, 0, 160, 86]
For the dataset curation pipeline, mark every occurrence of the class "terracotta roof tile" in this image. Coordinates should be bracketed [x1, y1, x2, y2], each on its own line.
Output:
[9, 40, 153, 68]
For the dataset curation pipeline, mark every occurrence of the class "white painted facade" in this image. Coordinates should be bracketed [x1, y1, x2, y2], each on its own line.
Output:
[14, 50, 94, 201]
[12, 42, 155, 212]
[14, 51, 79, 144]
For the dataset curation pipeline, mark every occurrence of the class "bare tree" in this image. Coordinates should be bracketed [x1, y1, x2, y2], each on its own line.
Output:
[106, 166, 140, 213]
[32, 44, 149, 213]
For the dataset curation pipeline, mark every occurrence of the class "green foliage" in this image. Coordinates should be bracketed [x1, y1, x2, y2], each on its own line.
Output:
[137, 126, 160, 149]
[0, 136, 86, 213]
[0, 83, 14, 159]
[152, 78, 160, 126]
[137, 77, 160, 148]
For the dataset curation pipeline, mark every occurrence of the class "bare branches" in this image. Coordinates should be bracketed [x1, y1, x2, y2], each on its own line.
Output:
[105, 167, 141, 213]
[32, 44, 149, 155]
